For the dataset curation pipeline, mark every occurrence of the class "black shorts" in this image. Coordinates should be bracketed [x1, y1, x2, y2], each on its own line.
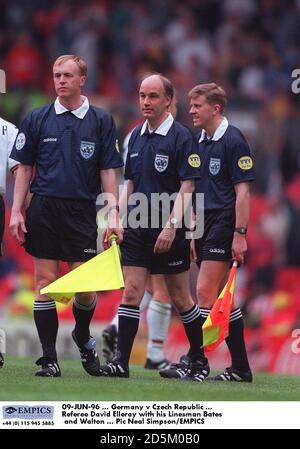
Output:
[194, 209, 235, 263]
[121, 227, 190, 274]
[0, 196, 4, 257]
[24, 195, 97, 262]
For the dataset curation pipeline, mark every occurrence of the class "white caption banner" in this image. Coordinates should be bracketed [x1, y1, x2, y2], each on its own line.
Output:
[0, 401, 300, 429]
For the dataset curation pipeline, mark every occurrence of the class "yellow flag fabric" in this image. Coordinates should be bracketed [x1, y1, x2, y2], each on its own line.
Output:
[40, 243, 124, 304]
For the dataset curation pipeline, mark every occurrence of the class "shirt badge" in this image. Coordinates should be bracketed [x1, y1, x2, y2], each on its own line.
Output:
[188, 153, 201, 168]
[15, 132, 26, 150]
[209, 158, 221, 175]
[238, 156, 253, 170]
[154, 154, 169, 172]
[80, 141, 95, 159]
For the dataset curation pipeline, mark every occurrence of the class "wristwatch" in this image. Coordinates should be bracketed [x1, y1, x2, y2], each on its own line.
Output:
[234, 227, 247, 235]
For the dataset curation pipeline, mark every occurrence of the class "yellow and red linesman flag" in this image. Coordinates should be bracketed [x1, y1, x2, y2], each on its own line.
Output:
[40, 240, 124, 304]
[202, 260, 238, 351]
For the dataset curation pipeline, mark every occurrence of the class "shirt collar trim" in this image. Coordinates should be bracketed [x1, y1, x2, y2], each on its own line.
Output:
[54, 96, 89, 119]
[140, 113, 174, 136]
[199, 117, 228, 142]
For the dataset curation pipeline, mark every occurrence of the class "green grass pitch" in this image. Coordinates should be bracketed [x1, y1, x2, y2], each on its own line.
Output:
[1, 356, 300, 401]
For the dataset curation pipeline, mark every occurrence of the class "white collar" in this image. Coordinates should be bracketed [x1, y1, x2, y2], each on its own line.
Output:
[140, 113, 174, 136]
[199, 117, 228, 142]
[54, 96, 89, 119]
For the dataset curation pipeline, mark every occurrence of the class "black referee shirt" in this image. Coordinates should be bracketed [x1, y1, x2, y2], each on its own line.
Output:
[125, 114, 201, 199]
[195, 118, 255, 211]
[10, 98, 123, 201]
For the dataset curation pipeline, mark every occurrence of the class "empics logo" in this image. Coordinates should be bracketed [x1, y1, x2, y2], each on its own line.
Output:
[2, 405, 54, 420]
[5, 407, 18, 414]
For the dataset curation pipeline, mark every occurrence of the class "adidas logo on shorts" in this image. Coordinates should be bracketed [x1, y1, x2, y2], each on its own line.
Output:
[168, 260, 183, 266]
[209, 248, 225, 254]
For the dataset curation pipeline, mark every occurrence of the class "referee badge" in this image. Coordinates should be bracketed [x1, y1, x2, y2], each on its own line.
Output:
[188, 153, 201, 168]
[15, 132, 26, 150]
[238, 156, 253, 170]
[154, 154, 169, 172]
[209, 158, 221, 175]
[80, 141, 95, 159]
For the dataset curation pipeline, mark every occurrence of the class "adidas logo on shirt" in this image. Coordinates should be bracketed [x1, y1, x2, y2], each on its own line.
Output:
[43, 138, 57, 142]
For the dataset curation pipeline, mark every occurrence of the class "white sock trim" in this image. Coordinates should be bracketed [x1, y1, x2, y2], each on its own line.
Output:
[180, 305, 201, 324]
[34, 300, 56, 311]
[118, 305, 140, 320]
[229, 308, 243, 322]
[199, 307, 211, 317]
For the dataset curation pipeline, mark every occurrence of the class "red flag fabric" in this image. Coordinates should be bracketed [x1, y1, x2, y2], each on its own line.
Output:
[202, 261, 238, 351]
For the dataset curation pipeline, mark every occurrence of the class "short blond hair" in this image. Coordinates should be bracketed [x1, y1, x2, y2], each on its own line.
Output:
[53, 55, 87, 77]
[189, 83, 227, 113]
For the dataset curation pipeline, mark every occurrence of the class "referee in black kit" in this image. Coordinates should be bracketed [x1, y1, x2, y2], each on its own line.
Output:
[99, 73, 209, 380]
[9, 55, 123, 377]
[161, 83, 255, 382]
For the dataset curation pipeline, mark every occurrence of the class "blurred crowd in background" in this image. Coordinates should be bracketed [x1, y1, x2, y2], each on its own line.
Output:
[1, 0, 300, 370]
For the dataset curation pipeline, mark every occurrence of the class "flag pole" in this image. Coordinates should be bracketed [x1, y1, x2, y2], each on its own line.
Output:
[218, 260, 238, 313]
[108, 233, 124, 288]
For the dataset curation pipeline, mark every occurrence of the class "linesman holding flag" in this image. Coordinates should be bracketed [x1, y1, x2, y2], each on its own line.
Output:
[9, 55, 123, 377]
[161, 83, 255, 382]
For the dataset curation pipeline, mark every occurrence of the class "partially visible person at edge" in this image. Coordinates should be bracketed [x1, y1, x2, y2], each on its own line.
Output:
[160, 83, 255, 382]
[0, 116, 19, 368]
[9, 55, 123, 378]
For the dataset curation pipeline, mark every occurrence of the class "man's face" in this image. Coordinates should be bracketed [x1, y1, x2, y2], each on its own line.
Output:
[53, 59, 86, 100]
[189, 94, 218, 128]
[139, 76, 170, 124]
